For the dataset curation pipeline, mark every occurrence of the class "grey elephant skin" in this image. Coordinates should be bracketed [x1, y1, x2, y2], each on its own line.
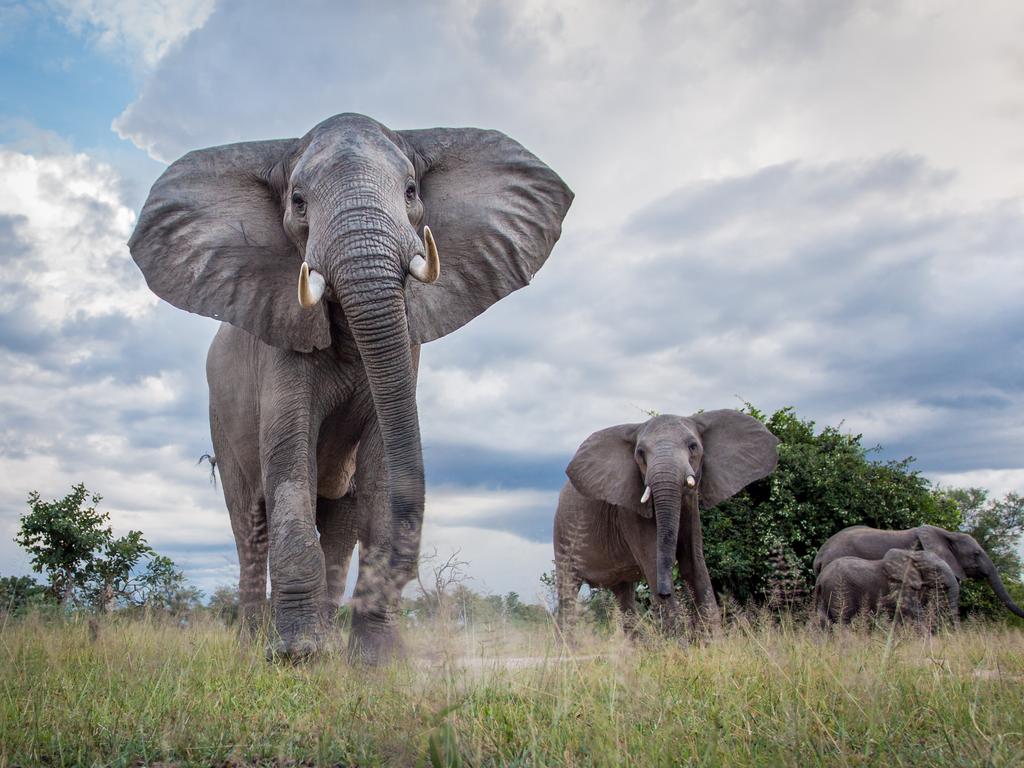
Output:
[554, 411, 779, 630]
[129, 113, 573, 662]
[813, 524, 1024, 620]
[814, 548, 959, 626]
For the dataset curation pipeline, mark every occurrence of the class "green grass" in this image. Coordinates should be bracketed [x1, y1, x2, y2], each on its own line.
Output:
[2, 613, 1023, 767]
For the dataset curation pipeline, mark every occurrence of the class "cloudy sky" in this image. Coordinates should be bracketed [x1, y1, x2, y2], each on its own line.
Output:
[1, 1, 1023, 602]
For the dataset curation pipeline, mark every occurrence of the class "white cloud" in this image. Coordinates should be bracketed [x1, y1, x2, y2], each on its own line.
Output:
[51, 0, 215, 69]
[928, 470, 1024, 500]
[0, 148, 155, 327]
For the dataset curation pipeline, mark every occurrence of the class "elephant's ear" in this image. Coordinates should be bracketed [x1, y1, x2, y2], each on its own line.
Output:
[915, 528, 965, 579]
[398, 128, 573, 344]
[883, 551, 922, 589]
[128, 139, 331, 352]
[691, 409, 780, 509]
[565, 423, 647, 514]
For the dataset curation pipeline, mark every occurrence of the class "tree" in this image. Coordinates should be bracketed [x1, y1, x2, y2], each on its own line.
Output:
[0, 575, 47, 615]
[14, 483, 201, 614]
[208, 584, 241, 625]
[15, 484, 113, 605]
[137, 555, 203, 614]
[86, 530, 153, 612]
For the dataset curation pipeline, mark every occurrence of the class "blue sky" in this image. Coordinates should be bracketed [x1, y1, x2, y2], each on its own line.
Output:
[1, 1, 1023, 602]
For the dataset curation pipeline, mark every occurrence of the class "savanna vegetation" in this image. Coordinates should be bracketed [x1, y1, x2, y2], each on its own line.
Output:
[2, 405, 1023, 765]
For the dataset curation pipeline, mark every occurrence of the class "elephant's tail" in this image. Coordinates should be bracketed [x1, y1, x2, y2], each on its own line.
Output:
[197, 452, 218, 487]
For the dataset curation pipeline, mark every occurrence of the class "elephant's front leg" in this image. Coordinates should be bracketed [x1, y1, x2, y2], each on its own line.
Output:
[348, 420, 418, 664]
[261, 381, 327, 660]
[679, 499, 720, 632]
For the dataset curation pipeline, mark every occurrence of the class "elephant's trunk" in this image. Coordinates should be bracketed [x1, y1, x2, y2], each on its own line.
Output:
[318, 214, 424, 614]
[648, 463, 683, 598]
[982, 558, 1024, 618]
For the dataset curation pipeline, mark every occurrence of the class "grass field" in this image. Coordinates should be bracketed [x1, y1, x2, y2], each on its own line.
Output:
[2, 612, 1023, 767]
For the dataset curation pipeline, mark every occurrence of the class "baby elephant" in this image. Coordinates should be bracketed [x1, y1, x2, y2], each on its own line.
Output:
[814, 548, 959, 627]
[554, 410, 779, 632]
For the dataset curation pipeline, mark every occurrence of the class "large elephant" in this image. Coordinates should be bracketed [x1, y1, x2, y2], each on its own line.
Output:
[814, 548, 959, 627]
[129, 113, 573, 662]
[813, 524, 1024, 620]
[554, 411, 779, 630]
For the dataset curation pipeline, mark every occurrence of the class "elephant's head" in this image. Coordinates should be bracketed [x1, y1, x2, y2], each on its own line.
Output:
[916, 525, 1024, 618]
[565, 410, 779, 598]
[129, 113, 573, 581]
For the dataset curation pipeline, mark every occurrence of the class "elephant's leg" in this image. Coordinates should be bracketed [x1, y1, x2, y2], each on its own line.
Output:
[348, 420, 408, 664]
[678, 501, 720, 631]
[611, 582, 639, 635]
[230, 497, 269, 634]
[635, 552, 681, 633]
[260, 388, 326, 661]
[553, 530, 583, 636]
[316, 493, 360, 620]
[211, 411, 268, 634]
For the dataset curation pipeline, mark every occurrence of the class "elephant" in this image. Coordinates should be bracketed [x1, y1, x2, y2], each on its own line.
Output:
[553, 411, 779, 632]
[813, 523, 1024, 620]
[128, 113, 573, 662]
[814, 549, 924, 625]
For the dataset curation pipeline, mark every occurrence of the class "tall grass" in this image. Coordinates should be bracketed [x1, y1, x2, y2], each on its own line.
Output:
[1, 611, 1022, 766]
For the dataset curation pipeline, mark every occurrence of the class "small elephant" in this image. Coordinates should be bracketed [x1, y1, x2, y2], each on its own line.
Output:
[554, 411, 779, 631]
[813, 523, 1024, 620]
[814, 548, 957, 626]
[129, 113, 573, 662]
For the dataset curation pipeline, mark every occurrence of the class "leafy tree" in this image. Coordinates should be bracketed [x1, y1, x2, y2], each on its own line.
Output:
[14, 484, 201, 614]
[86, 530, 153, 612]
[15, 484, 113, 605]
[138, 555, 203, 614]
[208, 584, 241, 625]
[0, 575, 48, 615]
[701, 406, 962, 604]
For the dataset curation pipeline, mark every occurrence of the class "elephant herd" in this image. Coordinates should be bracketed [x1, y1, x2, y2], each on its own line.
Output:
[128, 112, 1022, 663]
[554, 417, 1024, 634]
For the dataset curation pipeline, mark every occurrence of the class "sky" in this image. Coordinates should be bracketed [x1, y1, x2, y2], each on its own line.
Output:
[1, 0, 1023, 604]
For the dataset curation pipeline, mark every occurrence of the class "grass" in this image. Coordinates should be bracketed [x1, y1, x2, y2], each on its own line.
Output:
[2, 611, 1023, 767]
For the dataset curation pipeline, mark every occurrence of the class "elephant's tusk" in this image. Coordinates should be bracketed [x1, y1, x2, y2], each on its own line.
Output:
[298, 262, 326, 308]
[640, 486, 651, 504]
[686, 475, 696, 488]
[409, 225, 440, 284]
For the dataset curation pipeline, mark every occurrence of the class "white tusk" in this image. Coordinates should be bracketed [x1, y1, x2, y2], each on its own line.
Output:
[409, 225, 441, 283]
[686, 475, 696, 488]
[298, 262, 326, 309]
[640, 486, 651, 504]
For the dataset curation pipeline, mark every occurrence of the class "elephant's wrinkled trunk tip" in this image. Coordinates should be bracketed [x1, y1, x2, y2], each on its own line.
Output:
[640, 485, 651, 504]
[409, 225, 440, 284]
[298, 262, 326, 308]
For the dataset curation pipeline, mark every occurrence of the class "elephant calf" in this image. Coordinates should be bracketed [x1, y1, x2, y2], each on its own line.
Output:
[814, 548, 959, 626]
[554, 410, 779, 632]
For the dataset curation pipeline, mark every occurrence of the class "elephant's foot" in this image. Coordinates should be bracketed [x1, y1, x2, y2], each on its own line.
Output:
[348, 609, 404, 666]
[267, 598, 328, 663]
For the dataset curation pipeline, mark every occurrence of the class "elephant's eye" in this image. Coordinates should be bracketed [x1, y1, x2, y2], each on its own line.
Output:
[405, 180, 417, 203]
[688, 442, 699, 453]
[291, 191, 306, 215]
